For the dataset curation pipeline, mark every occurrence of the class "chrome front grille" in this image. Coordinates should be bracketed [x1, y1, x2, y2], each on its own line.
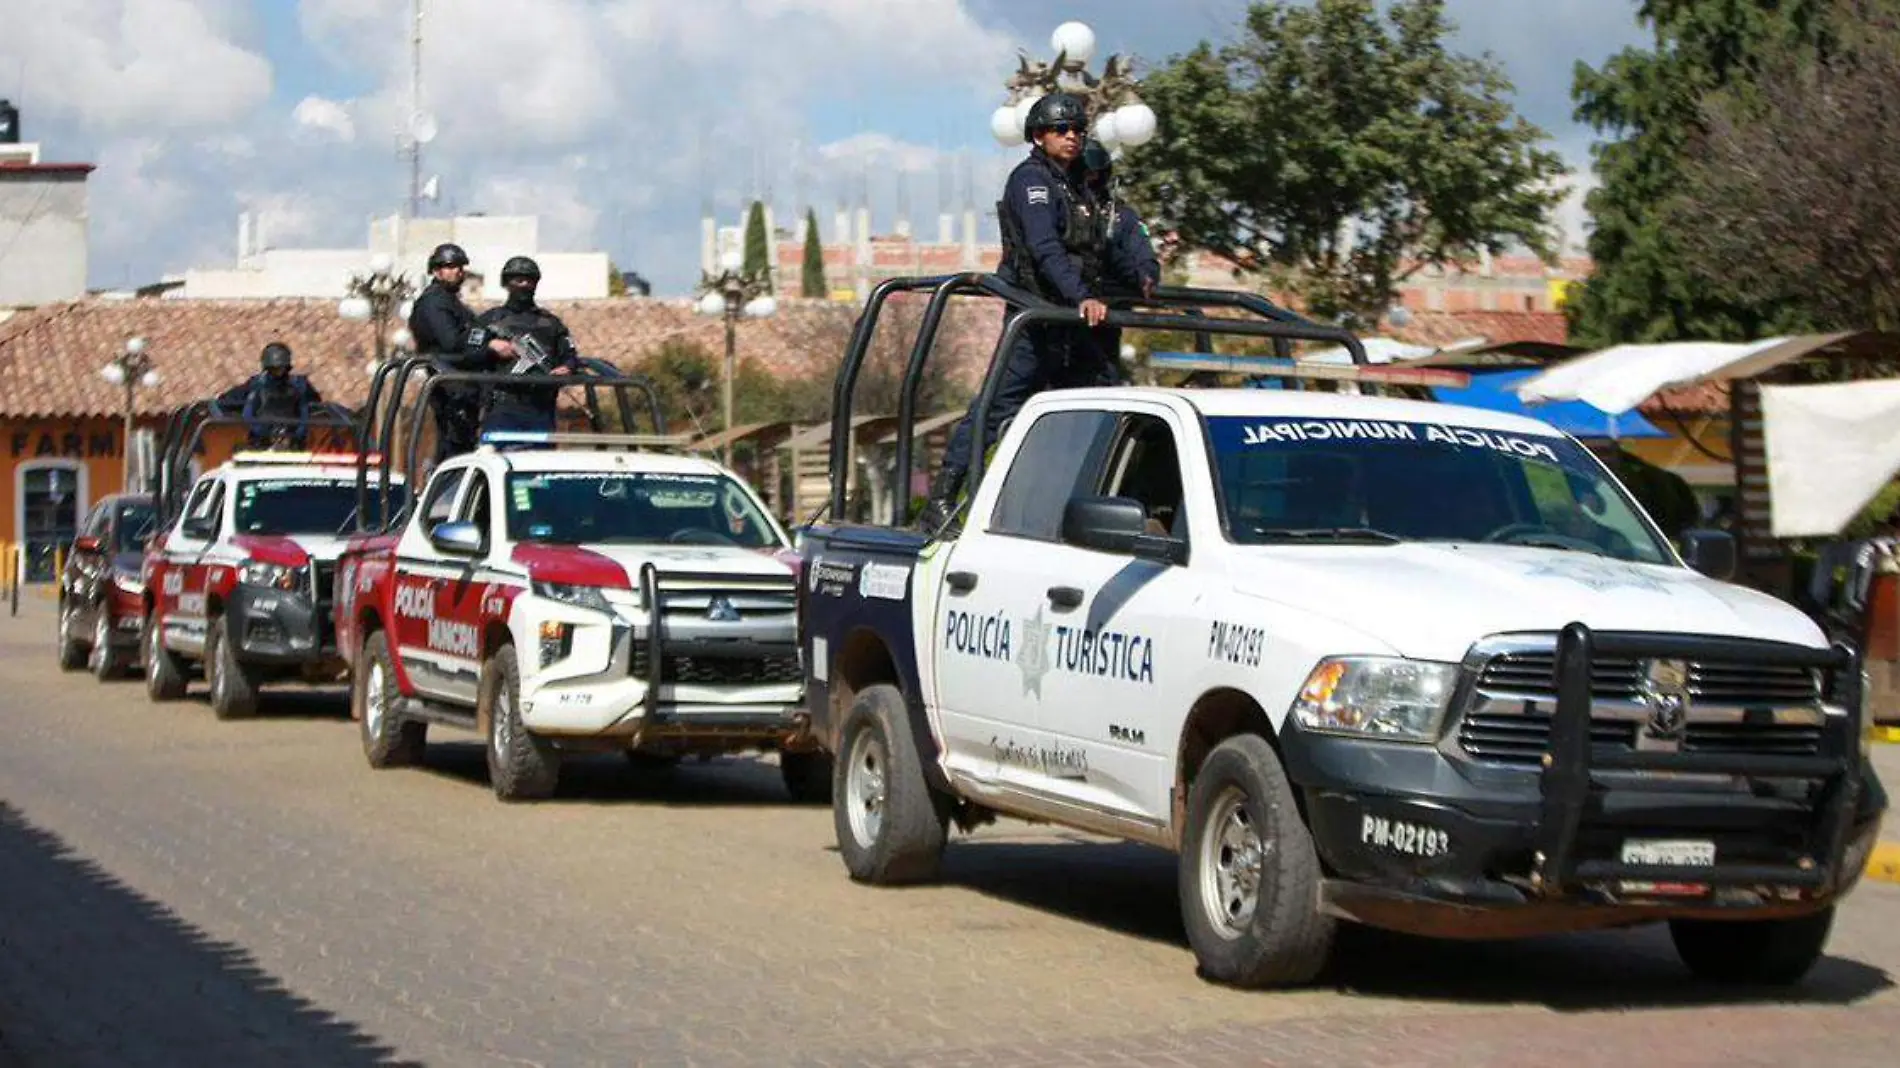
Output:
[1456, 640, 1827, 767]
[626, 570, 799, 687]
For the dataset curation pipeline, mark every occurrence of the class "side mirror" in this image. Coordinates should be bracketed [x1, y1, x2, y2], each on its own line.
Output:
[1679, 528, 1736, 581]
[429, 520, 484, 555]
[72, 535, 100, 554]
[1061, 496, 1188, 565]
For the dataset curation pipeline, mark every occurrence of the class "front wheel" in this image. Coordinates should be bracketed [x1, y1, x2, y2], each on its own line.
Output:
[357, 631, 426, 768]
[206, 616, 260, 720]
[481, 644, 560, 801]
[1669, 908, 1834, 985]
[1178, 733, 1335, 988]
[832, 684, 948, 884]
[143, 609, 188, 701]
[56, 600, 87, 671]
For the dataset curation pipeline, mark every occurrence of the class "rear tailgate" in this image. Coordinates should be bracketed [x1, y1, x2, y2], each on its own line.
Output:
[799, 523, 930, 753]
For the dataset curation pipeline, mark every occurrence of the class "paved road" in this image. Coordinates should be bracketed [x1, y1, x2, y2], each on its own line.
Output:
[1, 595, 1897, 1067]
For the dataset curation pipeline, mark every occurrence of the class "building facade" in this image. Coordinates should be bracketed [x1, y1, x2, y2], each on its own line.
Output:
[0, 139, 92, 310]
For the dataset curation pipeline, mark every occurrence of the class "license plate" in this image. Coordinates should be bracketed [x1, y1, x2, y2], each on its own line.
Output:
[1621, 838, 1716, 867]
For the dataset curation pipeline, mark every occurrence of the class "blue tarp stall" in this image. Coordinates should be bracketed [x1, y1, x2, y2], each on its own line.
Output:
[1430, 369, 1670, 440]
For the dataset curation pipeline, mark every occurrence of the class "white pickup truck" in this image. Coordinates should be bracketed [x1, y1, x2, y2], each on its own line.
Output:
[797, 385, 1887, 988]
[334, 434, 825, 802]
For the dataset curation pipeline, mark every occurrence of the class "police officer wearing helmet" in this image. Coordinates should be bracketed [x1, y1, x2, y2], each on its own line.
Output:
[408, 242, 518, 462]
[472, 255, 582, 437]
[925, 91, 1113, 532]
[240, 342, 324, 449]
[1078, 137, 1161, 372]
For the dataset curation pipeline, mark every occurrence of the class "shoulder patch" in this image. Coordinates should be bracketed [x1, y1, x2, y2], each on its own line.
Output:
[1026, 186, 1050, 206]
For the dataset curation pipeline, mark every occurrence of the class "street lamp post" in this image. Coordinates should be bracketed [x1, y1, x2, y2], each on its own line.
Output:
[339, 253, 417, 371]
[99, 337, 159, 492]
[988, 21, 1158, 153]
[694, 248, 777, 467]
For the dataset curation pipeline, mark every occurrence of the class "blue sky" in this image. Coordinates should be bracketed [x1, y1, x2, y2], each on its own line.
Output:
[0, 1, 1647, 296]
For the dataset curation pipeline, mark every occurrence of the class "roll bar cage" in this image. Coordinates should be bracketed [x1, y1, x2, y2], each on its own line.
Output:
[354, 355, 667, 534]
[149, 401, 360, 532]
[828, 271, 1372, 524]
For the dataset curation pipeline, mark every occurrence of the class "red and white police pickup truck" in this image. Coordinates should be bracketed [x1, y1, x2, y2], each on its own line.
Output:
[333, 432, 825, 802]
[142, 451, 402, 718]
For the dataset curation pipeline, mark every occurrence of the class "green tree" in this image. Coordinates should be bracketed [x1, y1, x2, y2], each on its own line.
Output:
[1124, 0, 1565, 326]
[1667, 0, 1900, 332]
[800, 209, 828, 298]
[607, 260, 627, 297]
[1566, 0, 1827, 345]
[743, 200, 774, 292]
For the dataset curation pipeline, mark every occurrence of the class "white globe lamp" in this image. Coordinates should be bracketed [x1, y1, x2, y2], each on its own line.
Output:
[696, 291, 727, 317]
[1014, 95, 1042, 140]
[100, 363, 125, 385]
[125, 336, 147, 356]
[1050, 21, 1096, 65]
[743, 295, 777, 319]
[140, 369, 160, 388]
[1093, 112, 1121, 147]
[368, 252, 394, 275]
[1115, 103, 1157, 147]
[718, 248, 743, 273]
[390, 327, 414, 350]
[990, 105, 1021, 146]
[338, 296, 372, 322]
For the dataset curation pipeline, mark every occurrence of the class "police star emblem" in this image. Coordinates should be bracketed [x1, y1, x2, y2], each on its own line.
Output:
[1015, 604, 1053, 698]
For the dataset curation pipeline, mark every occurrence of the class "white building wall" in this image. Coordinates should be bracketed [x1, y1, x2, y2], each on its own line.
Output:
[0, 172, 88, 307]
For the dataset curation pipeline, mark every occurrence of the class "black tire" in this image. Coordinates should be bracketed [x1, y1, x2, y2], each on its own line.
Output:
[781, 749, 834, 805]
[832, 684, 949, 884]
[1669, 907, 1835, 985]
[56, 599, 87, 671]
[356, 630, 426, 768]
[1178, 733, 1335, 988]
[206, 616, 261, 720]
[481, 644, 559, 801]
[143, 608, 188, 701]
[90, 606, 122, 681]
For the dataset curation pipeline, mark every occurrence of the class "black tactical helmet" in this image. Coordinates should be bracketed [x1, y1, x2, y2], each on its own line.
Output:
[1025, 93, 1087, 142]
[500, 256, 541, 283]
[1082, 138, 1113, 177]
[260, 342, 293, 372]
[427, 242, 469, 270]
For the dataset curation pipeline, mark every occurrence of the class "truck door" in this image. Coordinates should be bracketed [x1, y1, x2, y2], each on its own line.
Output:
[156, 477, 224, 654]
[933, 407, 1119, 798]
[391, 466, 470, 700]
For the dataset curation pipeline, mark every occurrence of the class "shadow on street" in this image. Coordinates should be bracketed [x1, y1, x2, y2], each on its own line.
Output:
[0, 801, 416, 1067]
[941, 836, 1895, 1011]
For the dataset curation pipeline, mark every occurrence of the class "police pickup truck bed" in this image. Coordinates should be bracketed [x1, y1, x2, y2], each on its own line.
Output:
[799, 385, 1887, 988]
[334, 435, 828, 802]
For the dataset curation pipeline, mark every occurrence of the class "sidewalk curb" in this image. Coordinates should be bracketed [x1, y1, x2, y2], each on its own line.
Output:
[1868, 842, 1900, 885]
[1873, 727, 1900, 745]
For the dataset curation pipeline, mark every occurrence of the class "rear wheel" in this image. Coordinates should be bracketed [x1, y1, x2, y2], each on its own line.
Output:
[56, 600, 87, 671]
[206, 616, 260, 720]
[482, 645, 560, 801]
[833, 684, 948, 884]
[1669, 908, 1834, 985]
[143, 609, 187, 701]
[1178, 734, 1335, 988]
[357, 631, 426, 768]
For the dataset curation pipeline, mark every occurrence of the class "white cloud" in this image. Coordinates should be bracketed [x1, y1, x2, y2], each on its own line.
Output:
[292, 96, 356, 142]
[0, 0, 272, 131]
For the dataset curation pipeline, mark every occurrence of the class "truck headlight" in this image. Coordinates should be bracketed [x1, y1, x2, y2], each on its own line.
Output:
[239, 561, 302, 592]
[1291, 657, 1458, 742]
[533, 581, 611, 613]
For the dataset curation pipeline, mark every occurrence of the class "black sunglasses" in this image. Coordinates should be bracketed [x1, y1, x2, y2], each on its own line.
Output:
[1041, 122, 1084, 137]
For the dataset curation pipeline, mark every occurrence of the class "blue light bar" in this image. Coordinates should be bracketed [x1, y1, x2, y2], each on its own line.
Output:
[479, 431, 554, 445]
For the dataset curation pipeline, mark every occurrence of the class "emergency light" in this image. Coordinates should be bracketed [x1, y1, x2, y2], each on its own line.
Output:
[478, 431, 693, 451]
[230, 450, 381, 466]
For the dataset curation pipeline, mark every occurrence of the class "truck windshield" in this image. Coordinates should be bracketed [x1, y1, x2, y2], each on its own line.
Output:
[233, 479, 361, 536]
[505, 471, 781, 549]
[1203, 415, 1672, 564]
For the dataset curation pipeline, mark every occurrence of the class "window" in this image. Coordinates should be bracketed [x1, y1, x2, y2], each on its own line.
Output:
[459, 473, 492, 546]
[1096, 414, 1187, 539]
[233, 478, 359, 536]
[987, 410, 1117, 541]
[417, 468, 468, 529]
[181, 479, 224, 538]
[504, 471, 781, 548]
[18, 462, 85, 583]
[113, 500, 157, 553]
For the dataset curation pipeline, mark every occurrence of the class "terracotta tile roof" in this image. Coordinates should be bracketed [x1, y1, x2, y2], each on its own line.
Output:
[0, 295, 1007, 419]
[1640, 383, 1731, 416]
[1389, 309, 1572, 348]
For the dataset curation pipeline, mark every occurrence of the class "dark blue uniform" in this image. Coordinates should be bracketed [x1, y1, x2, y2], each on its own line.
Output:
[1081, 196, 1162, 370]
[238, 373, 322, 449]
[471, 300, 582, 437]
[935, 147, 1113, 506]
[408, 279, 493, 462]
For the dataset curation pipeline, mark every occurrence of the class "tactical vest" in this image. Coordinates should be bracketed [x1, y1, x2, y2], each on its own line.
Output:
[997, 163, 1110, 302]
[248, 375, 310, 420]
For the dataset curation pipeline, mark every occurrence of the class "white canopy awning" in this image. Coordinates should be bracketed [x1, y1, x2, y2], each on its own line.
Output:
[1301, 336, 1487, 366]
[1513, 338, 1791, 415]
[1762, 379, 1900, 537]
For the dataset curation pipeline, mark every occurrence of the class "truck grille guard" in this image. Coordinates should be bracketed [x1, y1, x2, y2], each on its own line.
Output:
[633, 563, 799, 726]
[1530, 623, 1863, 898]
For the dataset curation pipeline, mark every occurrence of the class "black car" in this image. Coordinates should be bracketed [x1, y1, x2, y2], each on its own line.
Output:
[57, 492, 157, 680]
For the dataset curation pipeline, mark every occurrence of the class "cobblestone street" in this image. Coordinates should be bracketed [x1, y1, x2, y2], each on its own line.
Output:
[1, 596, 1896, 1067]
